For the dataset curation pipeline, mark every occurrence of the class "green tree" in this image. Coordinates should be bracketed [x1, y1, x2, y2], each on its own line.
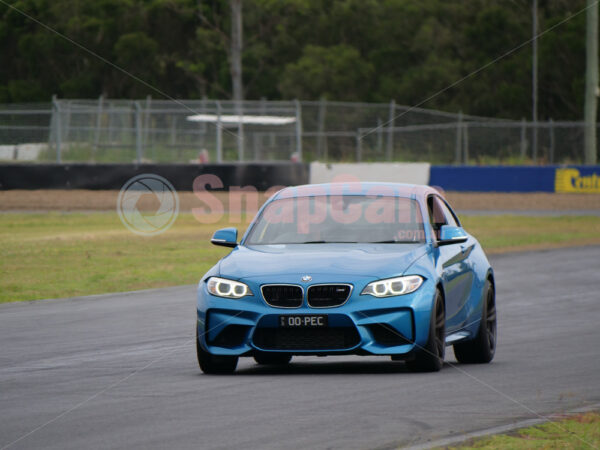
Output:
[0, 0, 591, 121]
[279, 45, 374, 100]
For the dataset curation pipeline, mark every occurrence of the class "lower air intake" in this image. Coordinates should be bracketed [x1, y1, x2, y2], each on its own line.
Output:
[253, 327, 360, 351]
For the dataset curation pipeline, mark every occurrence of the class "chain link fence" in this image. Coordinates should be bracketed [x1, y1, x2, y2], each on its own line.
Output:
[357, 120, 588, 164]
[0, 97, 594, 164]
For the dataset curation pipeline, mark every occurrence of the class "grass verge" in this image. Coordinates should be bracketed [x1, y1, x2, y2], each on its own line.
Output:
[460, 215, 600, 254]
[1, 213, 600, 303]
[0, 213, 238, 303]
[446, 411, 600, 449]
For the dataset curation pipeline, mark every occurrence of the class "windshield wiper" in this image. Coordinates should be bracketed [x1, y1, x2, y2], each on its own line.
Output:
[300, 240, 357, 244]
[369, 240, 421, 243]
[299, 240, 418, 244]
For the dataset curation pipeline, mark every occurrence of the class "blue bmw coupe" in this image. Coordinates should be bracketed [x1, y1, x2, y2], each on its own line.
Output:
[196, 183, 496, 373]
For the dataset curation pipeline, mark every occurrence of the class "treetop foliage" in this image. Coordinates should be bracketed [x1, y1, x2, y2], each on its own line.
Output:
[0, 0, 589, 119]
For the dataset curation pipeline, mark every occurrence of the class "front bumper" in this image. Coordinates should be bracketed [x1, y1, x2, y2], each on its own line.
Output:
[197, 275, 436, 357]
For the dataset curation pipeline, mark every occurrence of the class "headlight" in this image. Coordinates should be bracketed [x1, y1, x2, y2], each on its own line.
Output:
[361, 275, 423, 297]
[207, 277, 252, 299]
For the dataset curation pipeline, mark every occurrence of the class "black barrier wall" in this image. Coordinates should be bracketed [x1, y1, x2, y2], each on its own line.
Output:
[0, 163, 309, 191]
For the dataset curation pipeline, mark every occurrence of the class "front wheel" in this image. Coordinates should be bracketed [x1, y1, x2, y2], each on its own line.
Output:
[196, 329, 238, 374]
[406, 289, 445, 372]
[454, 279, 496, 364]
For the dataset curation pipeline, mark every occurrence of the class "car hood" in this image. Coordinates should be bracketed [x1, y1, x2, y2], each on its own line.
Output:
[218, 243, 430, 280]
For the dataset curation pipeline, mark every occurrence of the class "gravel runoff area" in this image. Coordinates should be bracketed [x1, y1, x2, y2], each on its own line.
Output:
[1, 189, 600, 212]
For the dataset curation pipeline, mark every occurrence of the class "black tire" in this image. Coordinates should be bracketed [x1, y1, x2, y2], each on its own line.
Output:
[407, 290, 445, 372]
[454, 279, 496, 364]
[253, 352, 292, 365]
[196, 329, 238, 374]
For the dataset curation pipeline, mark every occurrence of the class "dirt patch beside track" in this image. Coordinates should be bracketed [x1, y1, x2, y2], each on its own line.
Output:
[0, 190, 234, 212]
[1, 189, 599, 212]
[445, 192, 600, 211]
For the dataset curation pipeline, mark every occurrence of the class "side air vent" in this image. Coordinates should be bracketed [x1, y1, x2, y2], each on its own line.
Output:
[368, 323, 413, 346]
[209, 325, 250, 348]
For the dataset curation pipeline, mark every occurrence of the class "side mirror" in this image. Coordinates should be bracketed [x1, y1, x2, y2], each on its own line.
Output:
[437, 225, 468, 246]
[211, 227, 238, 248]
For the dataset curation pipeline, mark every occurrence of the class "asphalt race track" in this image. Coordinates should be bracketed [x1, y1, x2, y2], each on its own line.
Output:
[1, 246, 599, 450]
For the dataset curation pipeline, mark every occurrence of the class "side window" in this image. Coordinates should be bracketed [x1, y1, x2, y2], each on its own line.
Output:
[427, 196, 445, 240]
[438, 199, 459, 228]
[427, 195, 457, 240]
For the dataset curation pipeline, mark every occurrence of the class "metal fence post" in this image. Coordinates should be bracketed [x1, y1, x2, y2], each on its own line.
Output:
[52, 95, 62, 163]
[170, 117, 177, 147]
[356, 132, 362, 162]
[259, 97, 267, 114]
[199, 95, 207, 148]
[386, 99, 395, 161]
[107, 100, 115, 143]
[144, 95, 152, 153]
[269, 130, 275, 159]
[134, 101, 143, 164]
[48, 99, 56, 155]
[376, 117, 383, 156]
[463, 123, 469, 164]
[532, 120, 538, 163]
[295, 99, 303, 161]
[257, 97, 266, 160]
[317, 97, 326, 159]
[63, 100, 71, 146]
[216, 101, 223, 162]
[253, 132, 260, 161]
[455, 111, 463, 164]
[520, 118, 527, 160]
[92, 95, 104, 161]
[236, 100, 244, 161]
[549, 119, 555, 164]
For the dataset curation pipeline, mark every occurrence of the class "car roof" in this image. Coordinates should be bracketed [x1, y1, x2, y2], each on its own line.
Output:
[273, 182, 441, 200]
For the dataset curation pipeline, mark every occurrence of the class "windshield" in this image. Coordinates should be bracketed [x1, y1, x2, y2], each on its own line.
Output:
[245, 195, 425, 245]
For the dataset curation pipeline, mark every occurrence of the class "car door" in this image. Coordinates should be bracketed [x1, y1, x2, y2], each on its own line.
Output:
[427, 195, 474, 333]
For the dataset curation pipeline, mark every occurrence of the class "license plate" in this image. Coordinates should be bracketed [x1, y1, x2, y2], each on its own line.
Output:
[279, 315, 328, 328]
